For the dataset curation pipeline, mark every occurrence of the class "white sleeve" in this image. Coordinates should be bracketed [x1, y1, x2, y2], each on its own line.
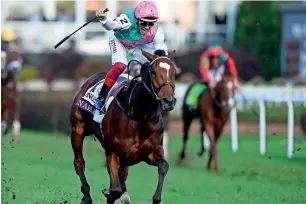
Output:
[99, 14, 131, 31]
[7, 58, 22, 72]
[153, 27, 168, 55]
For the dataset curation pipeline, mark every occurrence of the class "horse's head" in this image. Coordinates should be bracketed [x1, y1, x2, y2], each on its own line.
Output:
[140, 49, 176, 112]
[214, 75, 236, 110]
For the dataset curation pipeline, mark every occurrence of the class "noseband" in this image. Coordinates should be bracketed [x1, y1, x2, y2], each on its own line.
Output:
[127, 56, 175, 100]
[209, 82, 235, 111]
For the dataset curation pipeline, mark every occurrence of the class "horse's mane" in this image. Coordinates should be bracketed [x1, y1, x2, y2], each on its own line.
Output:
[154, 50, 167, 57]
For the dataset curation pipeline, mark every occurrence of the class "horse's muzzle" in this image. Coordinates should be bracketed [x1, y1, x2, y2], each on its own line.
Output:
[161, 96, 176, 112]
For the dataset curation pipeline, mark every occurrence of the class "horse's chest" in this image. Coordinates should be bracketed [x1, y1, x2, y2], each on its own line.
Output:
[121, 131, 163, 163]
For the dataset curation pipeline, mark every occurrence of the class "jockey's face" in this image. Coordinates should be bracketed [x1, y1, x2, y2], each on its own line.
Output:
[210, 56, 219, 68]
[137, 20, 155, 35]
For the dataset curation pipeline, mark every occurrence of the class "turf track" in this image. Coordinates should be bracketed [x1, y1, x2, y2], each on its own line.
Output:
[1, 130, 306, 204]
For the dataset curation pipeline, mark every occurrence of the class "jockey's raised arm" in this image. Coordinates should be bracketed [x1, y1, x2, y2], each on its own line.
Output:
[97, 10, 132, 31]
[94, 1, 169, 117]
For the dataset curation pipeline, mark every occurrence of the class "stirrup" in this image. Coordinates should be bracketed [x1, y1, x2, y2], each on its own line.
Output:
[95, 98, 104, 110]
[93, 102, 106, 123]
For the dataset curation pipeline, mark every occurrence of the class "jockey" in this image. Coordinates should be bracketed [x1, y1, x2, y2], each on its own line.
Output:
[95, 1, 169, 113]
[1, 28, 23, 79]
[199, 44, 239, 88]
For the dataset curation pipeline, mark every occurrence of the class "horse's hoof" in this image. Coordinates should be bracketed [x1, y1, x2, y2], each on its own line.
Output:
[120, 191, 130, 204]
[197, 151, 204, 157]
[110, 188, 123, 200]
[152, 196, 161, 204]
[102, 188, 110, 196]
[12, 134, 20, 142]
[81, 196, 92, 204]
[213, 167, 219, 174]
[1, 121, 8, 135]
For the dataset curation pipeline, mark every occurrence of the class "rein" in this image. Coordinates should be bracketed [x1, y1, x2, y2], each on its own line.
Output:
[209, 83, 259, 117]
[208, 85, 235, 113]
[126, 56, 175, 100]
[116, 56, 175, 120]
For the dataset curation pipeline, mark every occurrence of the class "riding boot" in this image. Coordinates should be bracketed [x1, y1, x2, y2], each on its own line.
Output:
[95, 83, 112, 113]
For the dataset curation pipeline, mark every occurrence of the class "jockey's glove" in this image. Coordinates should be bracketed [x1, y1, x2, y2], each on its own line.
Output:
[96, 8, 107, 21]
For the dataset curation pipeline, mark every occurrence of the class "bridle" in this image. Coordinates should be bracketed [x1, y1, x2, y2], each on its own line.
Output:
[209, 80, 236, 112]
[127, 56, 175, 101]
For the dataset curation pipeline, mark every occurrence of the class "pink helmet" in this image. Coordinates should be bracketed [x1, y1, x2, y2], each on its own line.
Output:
[135, 1, 158, 21]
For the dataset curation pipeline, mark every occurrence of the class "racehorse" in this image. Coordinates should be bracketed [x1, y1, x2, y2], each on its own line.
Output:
[126, 61, 170, 161]
[70, 49, 176, 204]
[127, 57, 175, 162]
[177, 75, 236, 173]
[1, 50, 21, 140]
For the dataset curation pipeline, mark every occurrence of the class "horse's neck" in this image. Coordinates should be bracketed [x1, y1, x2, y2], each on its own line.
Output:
[117, 80, 160, 121]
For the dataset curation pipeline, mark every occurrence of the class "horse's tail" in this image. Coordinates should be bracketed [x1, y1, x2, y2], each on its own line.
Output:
[181, 83, 196, 110]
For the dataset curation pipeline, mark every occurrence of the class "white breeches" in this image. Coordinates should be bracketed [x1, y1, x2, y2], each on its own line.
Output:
[209, 65, 225, 83]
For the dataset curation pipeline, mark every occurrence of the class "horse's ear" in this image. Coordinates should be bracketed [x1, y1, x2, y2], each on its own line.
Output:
[141, 49, 155, 62]
[168, 50, 176, 60]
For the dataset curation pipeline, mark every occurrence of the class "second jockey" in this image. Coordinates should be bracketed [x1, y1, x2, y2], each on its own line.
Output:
[1, 27, 23, 80]
[199, 44, 239, 88]
[95, 1, 168, 113]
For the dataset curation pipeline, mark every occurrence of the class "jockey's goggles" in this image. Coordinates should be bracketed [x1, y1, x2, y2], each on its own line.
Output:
[210, 55, 220, 59]
[138, 18, 157, 27]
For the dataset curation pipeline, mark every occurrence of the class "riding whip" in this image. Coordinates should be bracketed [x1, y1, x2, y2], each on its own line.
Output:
[54, 8, 109, 49]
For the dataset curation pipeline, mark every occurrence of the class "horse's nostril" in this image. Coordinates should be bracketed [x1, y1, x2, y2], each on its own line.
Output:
[163, 95, 174, 103]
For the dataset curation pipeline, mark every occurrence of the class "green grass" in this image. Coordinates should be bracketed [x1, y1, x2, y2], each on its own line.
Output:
[2, 130, 306, 204]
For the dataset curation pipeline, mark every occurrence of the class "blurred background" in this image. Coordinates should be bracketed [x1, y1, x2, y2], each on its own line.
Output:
[1, 0, 306, 135]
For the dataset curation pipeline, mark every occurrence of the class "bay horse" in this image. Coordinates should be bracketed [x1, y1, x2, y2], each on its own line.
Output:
[177, 75, 237, 173]
[125, 61, 170, 161]
[70, 49, 176, 204]
[1, 49, 21, 140]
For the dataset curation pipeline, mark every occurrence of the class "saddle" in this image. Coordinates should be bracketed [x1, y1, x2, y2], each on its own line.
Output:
[76, 74, 132, 123]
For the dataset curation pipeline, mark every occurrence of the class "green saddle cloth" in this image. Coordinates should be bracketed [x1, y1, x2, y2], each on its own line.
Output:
[185, 83, 207, 109]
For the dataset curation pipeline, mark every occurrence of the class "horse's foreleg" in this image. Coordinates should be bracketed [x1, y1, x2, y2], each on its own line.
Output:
[104, 152, 122, 204]
[198, 125, 206, 157]
[12, 97, 20, 141]
[162, 113, 169, 161]
[147, 146, 169, 204]
[162, 131, 169, 161]
[204, 123, 218, 173]
[1, 104, 9, 135]
[118, 166, 130, 204]
[179, 110, 192, 160]
[71, 122, 92, 204]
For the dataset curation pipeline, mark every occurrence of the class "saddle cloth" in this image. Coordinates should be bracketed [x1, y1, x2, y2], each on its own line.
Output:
[185, 83, 208, 110]
[75, 73, 131, 123]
